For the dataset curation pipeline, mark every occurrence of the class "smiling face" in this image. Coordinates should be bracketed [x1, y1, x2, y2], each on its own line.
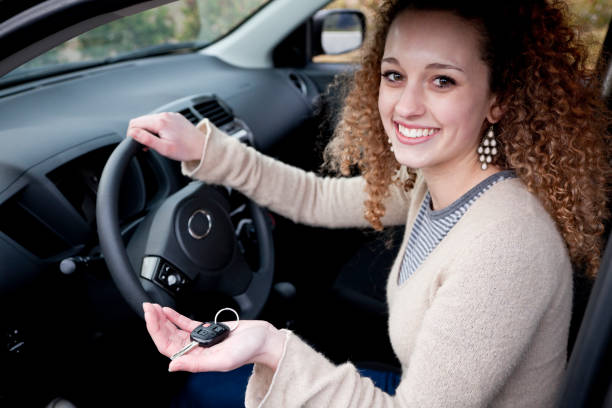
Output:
[378, 10, 498, 176]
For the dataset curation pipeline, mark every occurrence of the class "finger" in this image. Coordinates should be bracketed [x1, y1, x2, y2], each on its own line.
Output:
[144, 303, 191, 355]
[169, 340, 244, 373]
[162, 306, 201, 332]
[128, 127, 163, 149]
[169, 356, 201, 373]
[144, 303, 173, 343]
[143, 301, 153, 313]
[153, 302, 163, 313]
[143, 303, 172, 355]
[168, 350, 229, 373]
[128, 113, 167, 133]
[143, 302, 162, 334]
[129, 127, 179, 159]
[169, 358, 212, 373]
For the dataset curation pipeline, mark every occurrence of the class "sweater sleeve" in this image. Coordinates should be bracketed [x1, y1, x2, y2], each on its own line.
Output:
[180, 119, 409, 228]
[245, 331, 398, 408]
[244, 213, 569, 407]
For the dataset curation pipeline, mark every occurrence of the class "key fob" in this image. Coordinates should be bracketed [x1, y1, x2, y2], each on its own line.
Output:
[190, 322, 230, 347]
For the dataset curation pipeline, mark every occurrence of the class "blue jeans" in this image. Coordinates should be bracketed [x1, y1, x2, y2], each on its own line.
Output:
[171, 364, 402, 407]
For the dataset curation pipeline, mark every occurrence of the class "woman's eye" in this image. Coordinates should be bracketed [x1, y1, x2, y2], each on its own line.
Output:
[381, 71, 403, 83]
[433, 75, 456, 88]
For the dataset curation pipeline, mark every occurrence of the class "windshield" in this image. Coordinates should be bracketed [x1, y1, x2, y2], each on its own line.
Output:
[2, 0, 271, 84]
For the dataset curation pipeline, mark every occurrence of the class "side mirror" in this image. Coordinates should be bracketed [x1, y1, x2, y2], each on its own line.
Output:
[312, 9, 366, 56]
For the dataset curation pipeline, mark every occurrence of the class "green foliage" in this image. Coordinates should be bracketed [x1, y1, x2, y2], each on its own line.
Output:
[196, 0, 269, 42]
[78, 8, 176, 59]
[21, 48, 68, 69]
[179, 0, 202, 41]
[566, 0, 611, 65]
[13, 0, 270, 74]
[569, 0, 612, 29]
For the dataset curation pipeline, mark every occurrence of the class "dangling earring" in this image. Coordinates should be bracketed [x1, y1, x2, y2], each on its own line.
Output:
[388, 137, 394, 152]
[477, 126, 498, 170]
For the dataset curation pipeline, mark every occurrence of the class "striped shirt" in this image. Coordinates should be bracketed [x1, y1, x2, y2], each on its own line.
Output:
[398, 170, 516, 285]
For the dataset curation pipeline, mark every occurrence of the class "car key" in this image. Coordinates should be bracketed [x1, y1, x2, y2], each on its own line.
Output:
[171, 322, 230, 360]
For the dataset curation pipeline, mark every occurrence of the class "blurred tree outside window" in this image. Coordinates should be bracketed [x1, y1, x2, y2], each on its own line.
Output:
[8, 0, 270, 76]
[566, 0, 611, 68]
[314, 0, 611, 69]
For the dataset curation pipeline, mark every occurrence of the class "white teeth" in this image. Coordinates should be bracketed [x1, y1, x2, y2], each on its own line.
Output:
[397, 124, 437, 138]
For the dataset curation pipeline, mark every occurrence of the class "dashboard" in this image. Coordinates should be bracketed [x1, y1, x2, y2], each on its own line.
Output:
[0, 52, 319, 294]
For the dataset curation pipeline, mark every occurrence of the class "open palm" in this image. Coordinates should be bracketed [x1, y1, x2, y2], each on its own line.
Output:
[143, 303, 282, 373]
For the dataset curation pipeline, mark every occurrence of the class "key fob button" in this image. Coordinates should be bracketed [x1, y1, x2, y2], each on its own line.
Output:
[190, 322, 230, 347]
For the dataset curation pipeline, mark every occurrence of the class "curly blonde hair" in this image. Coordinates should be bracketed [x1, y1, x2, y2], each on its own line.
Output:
[324, 0, 611, 278]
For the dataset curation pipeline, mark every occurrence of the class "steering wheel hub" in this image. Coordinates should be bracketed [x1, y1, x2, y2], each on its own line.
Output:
[171, 193, 235, 271]
[188, 209, 212, 239]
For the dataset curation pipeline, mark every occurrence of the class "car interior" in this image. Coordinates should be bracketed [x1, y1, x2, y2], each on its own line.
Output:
[0, 0, 611, 407]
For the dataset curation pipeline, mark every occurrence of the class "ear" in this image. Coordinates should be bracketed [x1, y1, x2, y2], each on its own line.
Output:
[486, 95, 504, 124]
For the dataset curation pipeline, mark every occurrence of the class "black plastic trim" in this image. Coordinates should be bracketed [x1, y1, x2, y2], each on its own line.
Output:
[557, 234, 612, 407]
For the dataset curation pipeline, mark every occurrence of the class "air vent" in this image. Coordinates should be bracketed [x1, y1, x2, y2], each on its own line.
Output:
[0, 192, 71, 258]
[289, 72, 307, 95]
[179, 108, 198, 125]
[193, 99, 233, 128]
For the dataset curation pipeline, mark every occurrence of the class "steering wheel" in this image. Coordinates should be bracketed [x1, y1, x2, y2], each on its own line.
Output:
[96, 137, 274, 320]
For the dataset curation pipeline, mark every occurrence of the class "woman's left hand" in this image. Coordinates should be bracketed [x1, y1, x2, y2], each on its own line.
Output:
[143, 302, 286, 373]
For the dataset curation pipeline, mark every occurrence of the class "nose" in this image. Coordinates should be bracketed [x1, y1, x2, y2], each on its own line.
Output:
[394, 82, 426, 118]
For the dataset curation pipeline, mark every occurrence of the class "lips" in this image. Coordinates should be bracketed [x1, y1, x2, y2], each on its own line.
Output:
[395, 122, 439, 145]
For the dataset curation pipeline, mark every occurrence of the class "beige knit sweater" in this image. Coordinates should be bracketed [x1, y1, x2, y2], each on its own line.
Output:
[182, 120, 572, 407]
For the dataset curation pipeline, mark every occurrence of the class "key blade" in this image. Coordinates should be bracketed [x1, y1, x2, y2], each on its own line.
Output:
[171, 341, 198, 360]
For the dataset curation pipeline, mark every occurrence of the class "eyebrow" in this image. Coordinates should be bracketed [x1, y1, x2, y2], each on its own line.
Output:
[381, 57, 464, 73]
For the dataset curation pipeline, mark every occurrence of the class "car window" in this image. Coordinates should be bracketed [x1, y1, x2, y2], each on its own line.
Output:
[566, 0, 611, 66]
[1, 0, 271, 84]
[314, 0, 611, 67]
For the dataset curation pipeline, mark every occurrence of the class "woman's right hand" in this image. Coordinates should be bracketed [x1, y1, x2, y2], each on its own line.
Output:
[127, 112, 206, 162]
[143, 303, 286, 373]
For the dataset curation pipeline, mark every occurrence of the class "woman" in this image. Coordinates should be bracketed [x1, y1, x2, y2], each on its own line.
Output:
[129, 0, 611, 406]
